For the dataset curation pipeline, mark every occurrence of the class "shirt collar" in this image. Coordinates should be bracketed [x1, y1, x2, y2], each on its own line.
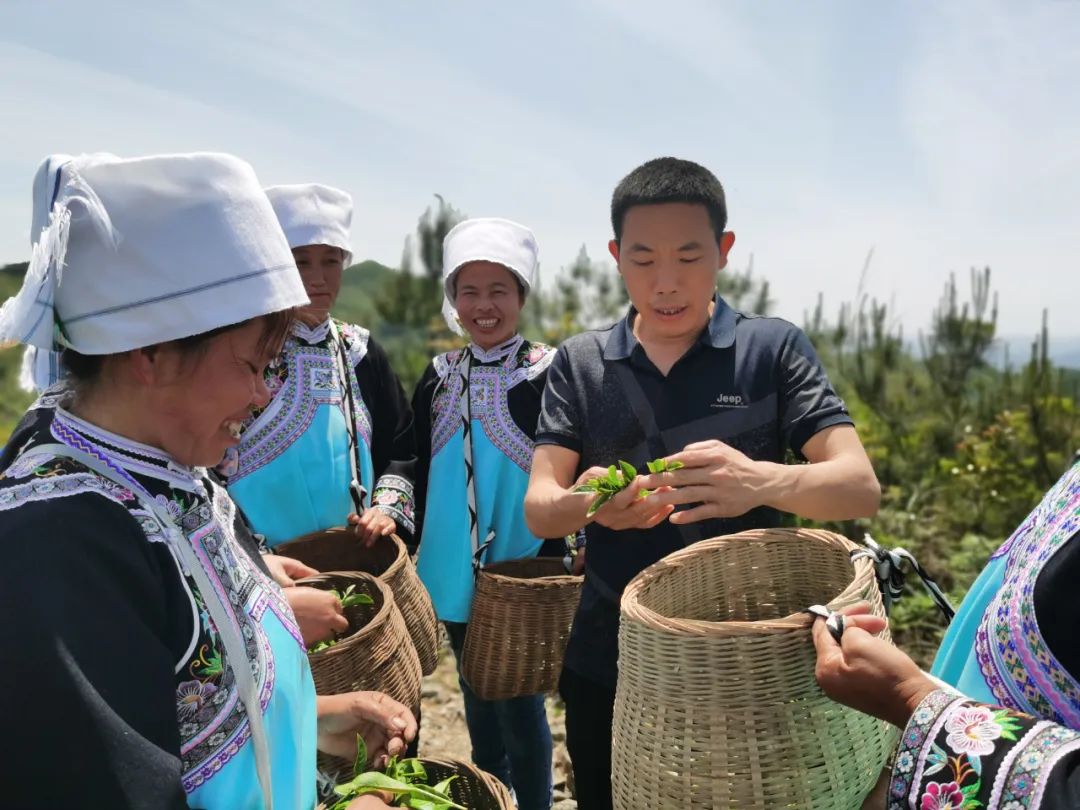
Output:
[603, 296, 737, 360]
[468, 334, 524, 364]
[51, 406, 202, 491]
[292, 318, 332, 345]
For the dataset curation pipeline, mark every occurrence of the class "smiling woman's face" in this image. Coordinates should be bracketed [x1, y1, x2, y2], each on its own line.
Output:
[147, 317, 283, 467]
[453, 261, 524, 349]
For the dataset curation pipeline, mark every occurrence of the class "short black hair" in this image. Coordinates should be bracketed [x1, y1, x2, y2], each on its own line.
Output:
[610, 157, 727, 244]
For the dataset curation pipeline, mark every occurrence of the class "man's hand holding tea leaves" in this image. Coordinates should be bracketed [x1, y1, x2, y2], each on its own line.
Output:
[639, 440, 770, 523]
[573, 458, 682, 531]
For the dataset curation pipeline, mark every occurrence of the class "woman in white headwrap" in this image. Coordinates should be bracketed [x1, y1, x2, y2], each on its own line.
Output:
[0, 153, 412, 809]
[219, 183, 416, 554]
[411, 218, 562, 810]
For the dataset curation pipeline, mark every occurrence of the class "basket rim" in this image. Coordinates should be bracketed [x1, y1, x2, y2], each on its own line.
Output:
[620, 528, 876, 637]
[296, 570, 398, 656]
[478, 557, 583, 586]
[276, 528, 410, 581]
[418, 756, 514, 805]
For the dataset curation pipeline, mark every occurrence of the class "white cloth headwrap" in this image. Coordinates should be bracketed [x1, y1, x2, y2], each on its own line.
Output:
[265, 183, 353, 266]
[0, 152, 308, 361]
[440, 217, 538, 335]
[20, 153, 77, 391]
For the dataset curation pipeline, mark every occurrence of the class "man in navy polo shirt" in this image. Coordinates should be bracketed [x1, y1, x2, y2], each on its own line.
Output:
[525, 157, 881, 810]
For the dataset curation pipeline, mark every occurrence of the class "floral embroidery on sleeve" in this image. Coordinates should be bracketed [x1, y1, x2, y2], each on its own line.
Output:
[891, 689, 1080, 810]
[371, 473, 415, 536]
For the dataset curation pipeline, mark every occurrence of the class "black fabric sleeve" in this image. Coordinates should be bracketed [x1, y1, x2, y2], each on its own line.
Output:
[1034, 528, 1080, 681]
[0, 495, 194, 809]
[535, 344, 583, 453]
[408, 361, 440, 552]
[354, 337, 418, 544]
[776, 326, 854, 458]
[890, 689, 1080, 809]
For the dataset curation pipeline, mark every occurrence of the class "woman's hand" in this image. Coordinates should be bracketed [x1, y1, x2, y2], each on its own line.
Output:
[262, 553, 319, 587]
[283, 586, 348, 645]
[317, 691, 417, 769]
[811, 602, 938, 728]
[345, 794, 396, 809]
[348, 508, 397, 548]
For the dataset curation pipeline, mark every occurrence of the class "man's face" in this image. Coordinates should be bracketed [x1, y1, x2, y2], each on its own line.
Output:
[609, 202, 734, 343]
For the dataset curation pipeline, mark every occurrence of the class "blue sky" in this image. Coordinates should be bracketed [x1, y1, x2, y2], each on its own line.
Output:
[1, 0, 1078, 339]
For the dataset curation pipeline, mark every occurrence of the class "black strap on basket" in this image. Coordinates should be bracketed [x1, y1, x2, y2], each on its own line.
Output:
[330, 320, 368, 515]
[850, 533, 955, 623]
[458, 351, 494, 575]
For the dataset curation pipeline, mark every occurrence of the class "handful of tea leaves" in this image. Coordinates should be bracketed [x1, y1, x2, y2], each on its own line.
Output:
[307, 585, 374, 653]
[574, 458, 684, 517]
[329, 735, 464, 810]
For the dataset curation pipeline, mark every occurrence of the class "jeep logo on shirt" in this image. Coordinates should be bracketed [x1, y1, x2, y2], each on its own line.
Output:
[711, 393, 747, 409]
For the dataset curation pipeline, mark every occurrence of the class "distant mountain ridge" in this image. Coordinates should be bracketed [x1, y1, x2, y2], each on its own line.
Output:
[3, 261, 1078, 370]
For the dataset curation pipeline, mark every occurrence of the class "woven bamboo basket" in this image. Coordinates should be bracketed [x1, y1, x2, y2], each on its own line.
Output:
[611, 528, 897, 810]
[461, 557, 583, 700]
[298, 571, 423, 780]
[416, 758, 515, 809]
[278, 529, 440, 675]
[317, 757, 515, 809]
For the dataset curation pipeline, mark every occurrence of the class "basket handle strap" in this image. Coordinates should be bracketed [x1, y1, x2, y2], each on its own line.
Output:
[851, 533, 955, 623]
[329, 319, 368, 515]
[610, 359, 704, 547]
[458, 351, 495, 575]
[37, 442, 276, 810]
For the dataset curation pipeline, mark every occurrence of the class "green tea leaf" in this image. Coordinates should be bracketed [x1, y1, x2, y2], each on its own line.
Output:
[392, 757, 427, 783]
[606, 465, 619, 485]
[353, 733, 368, 776]
[646, 458, 684, 474]
[333, 771, 414, 796]
[619, 460, 637, 481]
[586, 491, 613, 517]
[341, 592, 374, 608]
[400, 798, 443, 810]
[431, 776, 457, 795]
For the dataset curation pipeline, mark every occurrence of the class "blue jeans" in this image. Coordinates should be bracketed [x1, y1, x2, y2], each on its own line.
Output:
[444, 621, 553, 810]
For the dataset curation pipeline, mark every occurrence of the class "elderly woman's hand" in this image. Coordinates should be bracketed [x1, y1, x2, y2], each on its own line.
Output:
[317, 691, 417, 769]
[811, 602, 938, 728]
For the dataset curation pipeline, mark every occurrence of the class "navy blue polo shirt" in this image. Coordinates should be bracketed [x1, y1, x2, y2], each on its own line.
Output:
[536, 297, 854, 688]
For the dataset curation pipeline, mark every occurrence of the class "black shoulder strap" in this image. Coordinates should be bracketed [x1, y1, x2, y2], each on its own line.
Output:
[609, 359, 704, 546]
